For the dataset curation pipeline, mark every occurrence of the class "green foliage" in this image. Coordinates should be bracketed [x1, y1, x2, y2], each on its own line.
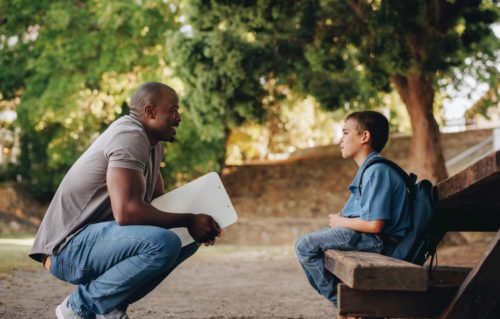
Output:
[1, 0, 498, 199]
[177, 0, 498, 111]
[0, 0, 181, 200]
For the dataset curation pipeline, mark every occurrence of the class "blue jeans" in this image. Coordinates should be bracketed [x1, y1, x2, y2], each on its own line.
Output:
[49, 221, 198, 319]
[295, 227, 383, 307]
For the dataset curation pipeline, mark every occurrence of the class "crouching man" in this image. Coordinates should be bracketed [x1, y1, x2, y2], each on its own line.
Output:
[30, 82, 221, 319]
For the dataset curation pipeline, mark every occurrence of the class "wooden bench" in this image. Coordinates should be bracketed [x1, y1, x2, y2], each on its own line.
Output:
[325, 150, 500, 319]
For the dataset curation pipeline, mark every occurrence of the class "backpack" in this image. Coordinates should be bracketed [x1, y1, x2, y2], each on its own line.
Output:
[359, 157, 438, 266]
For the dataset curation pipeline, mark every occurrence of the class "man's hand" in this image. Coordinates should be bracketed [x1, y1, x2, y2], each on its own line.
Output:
[187, 214, 222, 245]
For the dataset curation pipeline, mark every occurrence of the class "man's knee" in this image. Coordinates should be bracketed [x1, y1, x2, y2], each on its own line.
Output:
[145, 228, 183, 268]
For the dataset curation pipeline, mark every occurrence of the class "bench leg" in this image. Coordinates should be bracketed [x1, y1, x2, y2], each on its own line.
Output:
[439, 230, 500, 319]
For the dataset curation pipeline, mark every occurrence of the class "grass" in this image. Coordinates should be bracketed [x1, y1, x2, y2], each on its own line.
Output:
[0, 232, 36, 239]
[0, 238, 39, 278]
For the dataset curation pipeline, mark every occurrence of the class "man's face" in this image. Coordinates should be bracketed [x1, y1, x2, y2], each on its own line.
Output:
[149, 90, 181, 143]
[339, 119, 364, 159]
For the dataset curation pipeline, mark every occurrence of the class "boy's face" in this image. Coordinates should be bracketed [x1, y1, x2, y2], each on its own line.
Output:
[339, 118, 366, 159]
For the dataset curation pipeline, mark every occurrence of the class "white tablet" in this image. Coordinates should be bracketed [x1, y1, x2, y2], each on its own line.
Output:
[151, 172, 238, 246]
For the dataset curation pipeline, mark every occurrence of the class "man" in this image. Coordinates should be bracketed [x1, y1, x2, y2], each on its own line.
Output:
[295, 111, 411, 307]
[30, 82, 221, 319]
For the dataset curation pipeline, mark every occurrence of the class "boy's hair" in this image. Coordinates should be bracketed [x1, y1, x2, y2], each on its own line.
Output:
[346, 111, 389, 153]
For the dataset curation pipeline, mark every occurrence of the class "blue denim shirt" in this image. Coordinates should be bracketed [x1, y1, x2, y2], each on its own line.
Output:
[341, 152, 410, 237]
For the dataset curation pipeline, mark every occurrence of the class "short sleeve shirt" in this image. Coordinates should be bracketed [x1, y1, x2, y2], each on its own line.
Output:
[29, 115, 164, 262]
[341, 152, 410, 237]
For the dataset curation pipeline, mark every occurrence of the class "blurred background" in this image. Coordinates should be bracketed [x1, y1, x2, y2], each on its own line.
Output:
[0, 0, 499, 264]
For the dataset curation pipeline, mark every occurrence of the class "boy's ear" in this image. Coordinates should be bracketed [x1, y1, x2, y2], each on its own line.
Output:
[361, 130, 371, 145]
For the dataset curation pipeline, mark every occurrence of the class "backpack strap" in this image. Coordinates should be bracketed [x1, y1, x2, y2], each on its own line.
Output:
[359, 158, 414, 195]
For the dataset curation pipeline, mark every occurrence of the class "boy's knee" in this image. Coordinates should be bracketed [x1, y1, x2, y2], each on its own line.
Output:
[295, 234, 311, 256]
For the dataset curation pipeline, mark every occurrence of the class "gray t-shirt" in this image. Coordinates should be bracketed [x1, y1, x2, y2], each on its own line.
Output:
[30, 115, 164, 262]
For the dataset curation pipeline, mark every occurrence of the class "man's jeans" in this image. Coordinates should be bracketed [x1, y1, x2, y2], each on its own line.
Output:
[49, 221, 198, 319]
[295, 227, 383, 307]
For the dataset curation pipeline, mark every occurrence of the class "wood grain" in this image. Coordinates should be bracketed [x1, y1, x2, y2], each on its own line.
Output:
[324, 250, 427, 291]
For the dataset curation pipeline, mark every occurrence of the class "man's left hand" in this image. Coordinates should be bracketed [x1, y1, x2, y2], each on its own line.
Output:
[204, 231, 222, 246]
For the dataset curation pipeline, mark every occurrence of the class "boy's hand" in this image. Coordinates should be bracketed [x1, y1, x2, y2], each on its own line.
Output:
[329, 213, 345, 228]
[329, 214, 385, 233]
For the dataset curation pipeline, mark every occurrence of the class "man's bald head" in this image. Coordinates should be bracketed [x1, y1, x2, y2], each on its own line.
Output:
[130, 82, 177, 118]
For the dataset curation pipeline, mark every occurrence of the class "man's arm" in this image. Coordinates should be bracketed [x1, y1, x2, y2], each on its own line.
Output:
[329, 213, 384, 234]
[107, 167, 221, 243]
[152, 171, 165, 199]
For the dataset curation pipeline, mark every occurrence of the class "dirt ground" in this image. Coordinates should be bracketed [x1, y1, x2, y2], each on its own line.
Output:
[0, 243, 489, 319]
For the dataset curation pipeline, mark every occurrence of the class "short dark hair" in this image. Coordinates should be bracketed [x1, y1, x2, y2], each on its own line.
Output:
[346, 111, 389, 152]
[130, 82, 176, 118]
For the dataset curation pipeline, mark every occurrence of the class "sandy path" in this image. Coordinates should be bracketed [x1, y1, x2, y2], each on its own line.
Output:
[0, 246, 334, 319]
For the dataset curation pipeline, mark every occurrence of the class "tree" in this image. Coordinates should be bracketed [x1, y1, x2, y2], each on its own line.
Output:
[0, 0, 271, 199]
[0, 0, 182, 200]
[166, 13, 270, 170]
[176, 0, 499, 183]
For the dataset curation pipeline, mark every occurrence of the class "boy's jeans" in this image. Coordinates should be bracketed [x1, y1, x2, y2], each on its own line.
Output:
[295, 227, 383, 307]
[49, 221, 198, 319]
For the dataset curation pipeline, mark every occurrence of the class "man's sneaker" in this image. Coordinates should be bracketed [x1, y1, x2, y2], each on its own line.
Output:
[55, 295, 85, 319]
[96, 309, 130, 319]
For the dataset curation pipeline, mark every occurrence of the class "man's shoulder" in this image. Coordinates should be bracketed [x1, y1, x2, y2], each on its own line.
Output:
[105, 116, 149, 142]
[92, 116, 151, 157]
[111, 115, 145, 133]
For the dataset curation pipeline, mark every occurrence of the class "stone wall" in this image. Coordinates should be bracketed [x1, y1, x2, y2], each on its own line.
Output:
[220, 128, 493, 245]
[0, 128, 493, 243]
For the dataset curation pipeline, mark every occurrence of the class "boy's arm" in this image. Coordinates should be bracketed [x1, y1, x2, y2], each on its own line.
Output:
[329, 213, 384, 234]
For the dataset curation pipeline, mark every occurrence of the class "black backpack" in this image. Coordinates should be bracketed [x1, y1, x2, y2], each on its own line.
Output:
[360, 158, 438, 265]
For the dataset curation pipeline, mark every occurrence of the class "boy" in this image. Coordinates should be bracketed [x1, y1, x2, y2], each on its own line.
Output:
[295, 111, 411, 307]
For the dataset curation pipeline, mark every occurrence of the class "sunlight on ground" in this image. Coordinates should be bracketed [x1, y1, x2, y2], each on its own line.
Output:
[196, 244, 295, 257]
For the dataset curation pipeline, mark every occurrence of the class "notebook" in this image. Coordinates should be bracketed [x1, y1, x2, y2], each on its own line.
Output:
[151, 172, 238, 246]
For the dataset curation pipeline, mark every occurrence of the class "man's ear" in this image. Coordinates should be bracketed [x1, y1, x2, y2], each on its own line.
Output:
[144, 105, 156, 118]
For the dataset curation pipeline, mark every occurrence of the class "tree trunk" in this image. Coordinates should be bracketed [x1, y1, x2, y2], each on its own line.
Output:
[391, 73, 448, 184]
[219, 125, 231, 171]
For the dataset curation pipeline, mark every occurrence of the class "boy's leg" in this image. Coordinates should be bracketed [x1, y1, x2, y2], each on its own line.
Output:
[50, 221, 185, 318]
[295, 227, 383, 306]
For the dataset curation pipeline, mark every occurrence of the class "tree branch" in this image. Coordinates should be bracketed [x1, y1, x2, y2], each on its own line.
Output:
[390, 75, 409, 105]
[345, 0, 368, 21]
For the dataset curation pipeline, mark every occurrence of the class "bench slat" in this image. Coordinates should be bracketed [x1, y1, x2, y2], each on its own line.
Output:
[439, 230, 500, 319]
[434, 150, 500, 232]
[338, 284, 457, 318]
[324, 250, 427, 291]
[338, 266, 471, 318]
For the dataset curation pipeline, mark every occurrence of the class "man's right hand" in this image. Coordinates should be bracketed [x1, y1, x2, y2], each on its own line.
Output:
[186, 214, 221, 244]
